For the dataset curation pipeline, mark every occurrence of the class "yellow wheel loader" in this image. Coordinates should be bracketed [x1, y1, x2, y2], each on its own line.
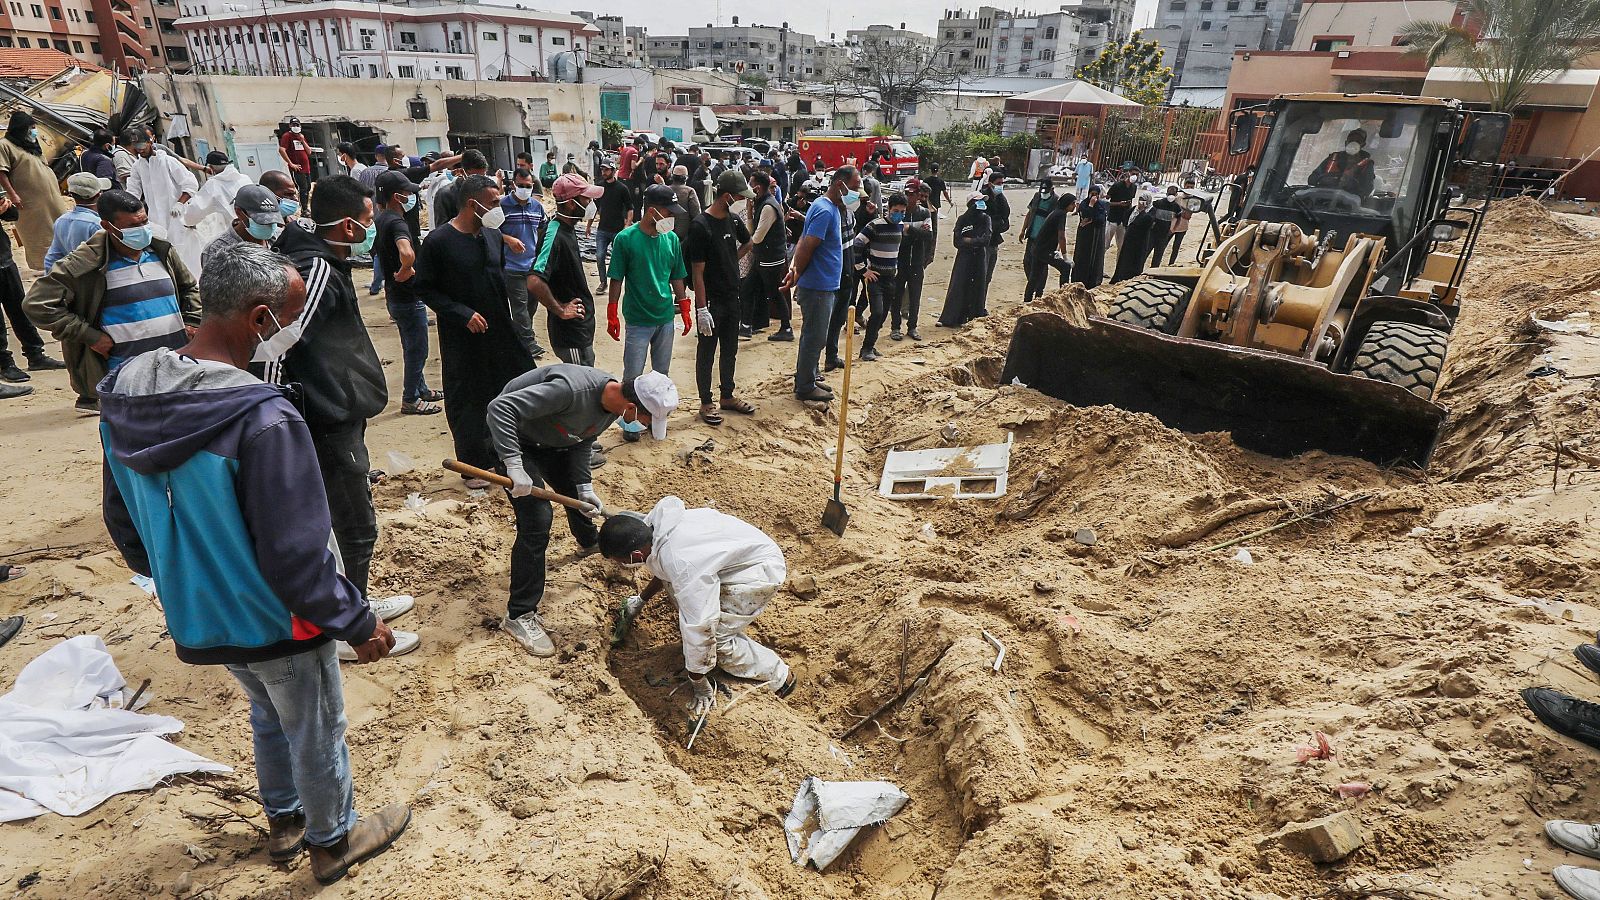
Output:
[1002, 93, 1510, 467]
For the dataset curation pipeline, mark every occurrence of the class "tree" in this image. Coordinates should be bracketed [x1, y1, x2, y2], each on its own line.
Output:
[824, 35, 961, 135]
[600, 118, 624, 150]
[1075, 34, 1173, 106]
[908, 111, 1038, 177]
[1400, 0, 1600, 111]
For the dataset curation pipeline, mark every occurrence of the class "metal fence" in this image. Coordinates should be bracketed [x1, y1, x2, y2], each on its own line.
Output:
[1006, 105, 1258, 184]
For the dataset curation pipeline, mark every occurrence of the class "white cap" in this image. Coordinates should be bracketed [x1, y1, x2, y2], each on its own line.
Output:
[632, 371, 678, 440]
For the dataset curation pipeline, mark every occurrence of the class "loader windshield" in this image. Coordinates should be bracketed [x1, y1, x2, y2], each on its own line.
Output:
[1244, 102, 1436, 242]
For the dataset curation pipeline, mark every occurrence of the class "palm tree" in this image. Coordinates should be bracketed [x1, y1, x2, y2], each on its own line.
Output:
[1400, 0, 1600, 111]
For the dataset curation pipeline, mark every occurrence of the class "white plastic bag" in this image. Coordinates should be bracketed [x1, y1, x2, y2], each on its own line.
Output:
[783, 777, 909, 871]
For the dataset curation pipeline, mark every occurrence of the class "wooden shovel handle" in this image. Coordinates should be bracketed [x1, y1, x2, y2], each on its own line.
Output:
[441, 459, 598, 514]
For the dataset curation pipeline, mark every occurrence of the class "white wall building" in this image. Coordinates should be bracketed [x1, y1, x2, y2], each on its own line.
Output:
[173, 0, 599, 80]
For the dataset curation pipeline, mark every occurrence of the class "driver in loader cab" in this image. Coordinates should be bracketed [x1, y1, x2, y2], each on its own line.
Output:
[1309, 128, 1376, 199]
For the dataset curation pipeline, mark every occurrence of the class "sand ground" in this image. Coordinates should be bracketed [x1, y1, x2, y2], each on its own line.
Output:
[2, 199, 1600, 899]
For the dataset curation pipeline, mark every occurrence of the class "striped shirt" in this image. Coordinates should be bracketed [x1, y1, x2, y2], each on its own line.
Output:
[852, 216, 906, 275]
[100, 250, 186, 369]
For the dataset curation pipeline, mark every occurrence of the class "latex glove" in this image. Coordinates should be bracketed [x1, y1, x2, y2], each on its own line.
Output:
[695, 304, 715, 337]
[607, 302, 622, 341]
[622, 594, 645, 619]
[678, 298, 692, 336]
[688, 674, 716, 719]
[505, 462, 535, 498]
[575, 482, 604, 517]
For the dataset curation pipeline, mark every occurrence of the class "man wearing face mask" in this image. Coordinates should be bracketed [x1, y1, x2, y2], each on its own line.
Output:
[0, 111, 69, 272]
[781, 166, 856, 403]
[415, 174, 537, 477]
[1310, 128, 1377, 199]
[606, 184, 689, 389]
[669, 164, 702, 237]
[276, 117, 320, 205]
[684, 169, 756, 425]
[487, 368, 670, 656]
[261, 170, 302, 221]
[123, 128, 203, 274]
[371, 172, 439, 416]
[24, 189, 199, 413]
[201, 184, 285, 272]
[273, 175, 389, 602]
[498, 168, 547, 361]
[529, 174, 602, 370]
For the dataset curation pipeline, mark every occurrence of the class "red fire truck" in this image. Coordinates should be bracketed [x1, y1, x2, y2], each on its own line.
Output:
[797, 132, 921, 178]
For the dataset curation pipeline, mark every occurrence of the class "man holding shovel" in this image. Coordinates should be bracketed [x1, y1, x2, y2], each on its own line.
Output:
[485, 366, 677, 656]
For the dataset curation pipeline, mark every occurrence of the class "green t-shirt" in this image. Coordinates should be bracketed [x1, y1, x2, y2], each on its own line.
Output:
[607, 224, 687, 325]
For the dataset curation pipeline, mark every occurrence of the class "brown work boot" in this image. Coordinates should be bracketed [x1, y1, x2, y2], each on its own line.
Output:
[307, 804, 411, 885]
[266, 811, 306, 862]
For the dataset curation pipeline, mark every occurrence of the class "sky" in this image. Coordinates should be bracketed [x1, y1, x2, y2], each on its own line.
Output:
[550, 0, 1157, 41]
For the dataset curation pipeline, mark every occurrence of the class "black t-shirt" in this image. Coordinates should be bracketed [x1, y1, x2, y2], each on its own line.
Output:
[595, 179, 632, 232]
[531, 217, 596, 349]
[376, 210, 415, 302]
[1107, 180, 1137, 224]
[925, 175, 947, 208]
[681, 211, 750, 306]
[1035, 208, 1069, 251]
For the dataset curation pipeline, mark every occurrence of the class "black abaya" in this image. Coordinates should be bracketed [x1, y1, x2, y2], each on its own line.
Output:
[1110, 209, 1156, 284]
[1072, 199, 1108, 290]
[938, 208, 993, 326]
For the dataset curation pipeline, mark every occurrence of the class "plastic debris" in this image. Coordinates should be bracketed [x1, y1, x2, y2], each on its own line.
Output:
[783, 778, 909, 871]
[1010, 376, 1028, 388]
[918, 523, 937, 542]
[1074, 527, 1097, 546]
[1531, 311, 1592, 335]
[1232, 548, 1254, 565]
[1334, 781, 1371, 799]
[385, 450, 416, 475]
[1295, 731, 1336, 763]
[129, 575, 156, 596]
[982, 630, 1006, 673]
[403, 492, 427, 513]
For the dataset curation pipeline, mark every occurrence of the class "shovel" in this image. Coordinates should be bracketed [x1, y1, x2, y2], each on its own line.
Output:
[822, 279, 860, 536]
[442, 459, 616, 519]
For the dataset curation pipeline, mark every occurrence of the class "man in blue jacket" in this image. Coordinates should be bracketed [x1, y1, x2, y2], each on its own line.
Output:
[98, 244, 410, 885]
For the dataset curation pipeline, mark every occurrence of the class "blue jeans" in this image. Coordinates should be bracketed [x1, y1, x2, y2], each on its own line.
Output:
[369, 254, 384, 294]
[386, 297, 431, 404]
[594, 230, 617, 287]
[793, 286, 835, 396]
[622, 321, 675, 384]
[224, 642, 356, 847]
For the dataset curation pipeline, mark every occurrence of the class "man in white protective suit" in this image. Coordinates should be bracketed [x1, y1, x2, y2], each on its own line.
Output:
[125, 130, 203, 275]
[597, 496, 797, 717]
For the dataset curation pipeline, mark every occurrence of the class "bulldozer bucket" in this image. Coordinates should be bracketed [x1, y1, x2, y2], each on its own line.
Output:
[1001, 313, 1448, 468]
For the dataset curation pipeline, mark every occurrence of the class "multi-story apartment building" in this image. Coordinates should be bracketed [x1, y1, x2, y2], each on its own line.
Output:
[173, 0, 598, 79]
[576, 12, 641, 67]
[844, 24, 933, 56]
[0, 0, 150, 72]
[1148, 0, 1302, 103]
[642, 18, 822, 81]
[936, 3, 1130, 76]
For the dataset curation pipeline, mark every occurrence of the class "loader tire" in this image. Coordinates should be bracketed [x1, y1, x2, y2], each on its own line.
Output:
[1349, 320, 1448, 400]
[1106, 278, 1191, 335]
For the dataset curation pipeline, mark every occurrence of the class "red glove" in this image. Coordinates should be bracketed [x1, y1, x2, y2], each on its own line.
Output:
[678, 298, 692, 336]
[607, 302, 621, 341]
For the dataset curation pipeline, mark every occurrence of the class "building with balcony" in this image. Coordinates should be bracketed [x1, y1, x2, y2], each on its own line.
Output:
[173, 0, 598, 80]
[936, 4, 1125, 77]
[0, 0, 150, 72]
[1147, 0, 1304, 105]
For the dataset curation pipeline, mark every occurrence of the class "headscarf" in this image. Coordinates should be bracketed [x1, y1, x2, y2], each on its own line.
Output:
[6, 111, 41, 156]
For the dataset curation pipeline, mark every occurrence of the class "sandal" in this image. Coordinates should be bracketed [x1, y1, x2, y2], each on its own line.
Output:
[720, 397, 756, 415]
[0, 565, 26, 584]
[699, 402, 723, 425]
[402, 399, 442, 415]
[419, 389, 444, 402]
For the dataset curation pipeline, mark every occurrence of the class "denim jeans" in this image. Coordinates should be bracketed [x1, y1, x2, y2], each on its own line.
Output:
[224, 642, 356, 847]
[594, 229, 617, 287]
[622, 321, 674, 384]
[386, 297, 431, 404]
[504, 270, 544, 359]
[368, 252, 384, 294]
[792, 286, 835, 396]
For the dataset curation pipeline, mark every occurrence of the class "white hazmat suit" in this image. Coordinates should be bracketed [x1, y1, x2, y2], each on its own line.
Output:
[127, 148, 203, 275]
[641, 496, 790, 690]
[181, 164, 251, 270]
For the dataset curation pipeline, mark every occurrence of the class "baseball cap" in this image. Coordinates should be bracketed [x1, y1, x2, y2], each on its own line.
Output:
[905, 177, 924, 193]
[287, 116, 301, 126]
[65, 172, 111, 198]
[375, 170, 417, 196]
[715, 169, 755, 199]
[630, 372, 678, 440]
[204, 150, 231, 167]
[552, 172, 604, 201]
[757, 157, 773, 168]
[232, 184, 285, 225]
[643, 183, 685, 214]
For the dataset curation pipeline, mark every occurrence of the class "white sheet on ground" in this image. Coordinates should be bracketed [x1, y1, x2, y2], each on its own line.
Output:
[783, 777, 909, 871]
[0, 635, 230, 822]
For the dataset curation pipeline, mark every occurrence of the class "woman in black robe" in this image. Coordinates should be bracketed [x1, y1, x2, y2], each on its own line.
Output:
[1111, 194, 1157, 284]
[1073, 185, 1109, 290]
[937, 194, 995, 327]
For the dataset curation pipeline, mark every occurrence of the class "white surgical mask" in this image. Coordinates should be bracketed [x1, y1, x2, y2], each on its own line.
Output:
[251, 308, 304, 364]
[477, 200, 507, 229]
[653, 212, 675, 234]
[514, 186, 534, 202]
[1345, 142, 1361, 154]
[290, 125, 302, 134]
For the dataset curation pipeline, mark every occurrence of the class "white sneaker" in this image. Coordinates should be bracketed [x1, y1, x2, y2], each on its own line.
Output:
[369, 595, 415, 622]
[1549, 821, 1600, 861]
[502, 613, 555, 657]
[336, 629, 420, 662]
[1555, 865, 1600, 900]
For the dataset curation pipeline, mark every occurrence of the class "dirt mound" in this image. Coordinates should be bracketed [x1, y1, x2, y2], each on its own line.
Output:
[1483, 196, 1587, 241]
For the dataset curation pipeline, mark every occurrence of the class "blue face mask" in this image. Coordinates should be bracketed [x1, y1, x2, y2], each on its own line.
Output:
[114, 223, 153, 251]
[278, 198, 300, 218]
[402, 193, 417, 212]
[889, 212, 904, 224]
[841, 190, 860, 209]
[619, 409, 647, 435]
[245, 219, 282, 241]
[974, 200, 987, 211]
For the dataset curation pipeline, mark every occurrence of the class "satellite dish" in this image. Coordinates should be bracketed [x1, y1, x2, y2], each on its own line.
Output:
[698, 105, 720, 138]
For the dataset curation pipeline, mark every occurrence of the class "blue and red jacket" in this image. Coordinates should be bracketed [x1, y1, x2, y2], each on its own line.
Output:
[99, 354, 375, 665]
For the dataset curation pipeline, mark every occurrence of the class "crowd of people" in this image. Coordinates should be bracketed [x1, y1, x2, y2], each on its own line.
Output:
[0, 116, 1228, 884]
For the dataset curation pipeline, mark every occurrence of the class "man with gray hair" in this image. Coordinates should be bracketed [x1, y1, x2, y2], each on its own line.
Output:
[669, 164, 702, 236]
[99, 243, 412, 883]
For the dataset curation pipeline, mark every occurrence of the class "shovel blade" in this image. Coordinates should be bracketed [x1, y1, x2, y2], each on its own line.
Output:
[822, 499, 850, 536]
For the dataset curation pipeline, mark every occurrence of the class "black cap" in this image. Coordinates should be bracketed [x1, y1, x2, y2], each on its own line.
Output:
[643, 183, 685, 214]
[287, 116, 301, 126]
[232, 184, 285, 226]
[204, 150, 231, 166]
[375, 170, 417, 195]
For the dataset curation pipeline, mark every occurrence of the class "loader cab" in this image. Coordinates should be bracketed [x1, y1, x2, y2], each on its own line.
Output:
[1239, 99, 1449, 251]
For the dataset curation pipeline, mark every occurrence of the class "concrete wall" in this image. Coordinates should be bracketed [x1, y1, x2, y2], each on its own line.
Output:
[1291, 0, 1460, 50]
[153, 73, 598, 172]
[1220, 50, 1338, 110]
[907, 91, 1008, 135]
